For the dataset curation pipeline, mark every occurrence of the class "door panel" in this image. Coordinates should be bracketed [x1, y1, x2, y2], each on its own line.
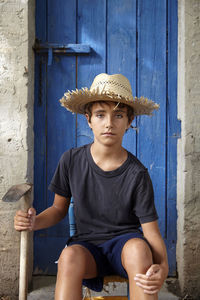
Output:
[166, 0, 180, 273]
[34, 0, 178, 275]
[137, 0, 167, 235]
[46, 0, 77, 235]
[77, 0, 107, 147]
[34, 0, 77, 273]
[107, 0, 137, 154]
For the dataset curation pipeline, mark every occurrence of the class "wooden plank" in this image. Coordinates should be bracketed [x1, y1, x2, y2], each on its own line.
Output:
[34, 43, 91, 54]
[34, 0, 47, 224]
[137, 0, 167, 235]
[46, 0, 76, 235]
[34, 0, 77, 274]
[47, 0, 76, 44]
[84, 298, 128, 300]
[107, 0, 137, 154]
[34, 0, 49, 272]
[35, 0, 47, 42]
[34, 55, 47, 215]
[76, 0, 107, 147]
[167, 0, 180, 276]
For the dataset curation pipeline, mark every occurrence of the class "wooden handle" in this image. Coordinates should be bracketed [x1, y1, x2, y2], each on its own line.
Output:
[19, 194, 31, 300]
[19, 231, 28, 300]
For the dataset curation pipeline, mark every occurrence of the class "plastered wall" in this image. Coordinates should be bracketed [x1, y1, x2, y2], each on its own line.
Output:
[0, 0, 35, 298]
[177, 0, 200, 298]
[0, 0, 199, 299]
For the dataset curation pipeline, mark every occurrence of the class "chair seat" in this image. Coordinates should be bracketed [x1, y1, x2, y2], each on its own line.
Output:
[104, 275, 128, 284]
[84, 276, 129, 300]
[84, 297, 128, 300]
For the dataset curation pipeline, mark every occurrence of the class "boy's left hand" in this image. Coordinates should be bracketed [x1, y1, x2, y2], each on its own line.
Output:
[134, 264, 167, 295]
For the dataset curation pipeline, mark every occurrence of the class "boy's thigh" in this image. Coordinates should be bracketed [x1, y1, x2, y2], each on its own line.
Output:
[68, 241, 113, 278]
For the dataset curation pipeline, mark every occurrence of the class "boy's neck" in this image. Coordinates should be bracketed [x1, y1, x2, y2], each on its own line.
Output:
[90, 142, 127, 171]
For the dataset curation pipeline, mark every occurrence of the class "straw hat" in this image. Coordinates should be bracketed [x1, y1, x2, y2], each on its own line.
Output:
[60, 73, 159, 116]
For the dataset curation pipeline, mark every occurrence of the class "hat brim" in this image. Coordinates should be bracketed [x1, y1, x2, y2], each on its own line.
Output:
[60, 87, 159, 116]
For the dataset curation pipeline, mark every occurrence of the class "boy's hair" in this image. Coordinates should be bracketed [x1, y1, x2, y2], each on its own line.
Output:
[84, 101, 134, 123]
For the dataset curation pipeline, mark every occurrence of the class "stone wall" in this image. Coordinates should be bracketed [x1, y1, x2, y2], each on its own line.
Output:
[177, 0, 200, 298]
[0, 0, 35, 298]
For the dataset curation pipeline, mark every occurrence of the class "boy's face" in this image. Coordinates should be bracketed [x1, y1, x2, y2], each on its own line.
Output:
[85, 101, 133, 147]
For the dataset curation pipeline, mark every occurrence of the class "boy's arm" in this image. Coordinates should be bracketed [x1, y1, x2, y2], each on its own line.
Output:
[134, 220, 169, 294]
[14, 194, 70, 232]
[33, 194, 70, 230]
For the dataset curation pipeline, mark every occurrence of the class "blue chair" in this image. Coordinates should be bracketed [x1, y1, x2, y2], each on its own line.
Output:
[69, 198, 130, 300]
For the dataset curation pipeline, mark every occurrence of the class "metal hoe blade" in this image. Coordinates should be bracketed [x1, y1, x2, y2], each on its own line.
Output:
[2, 183, 32, 202]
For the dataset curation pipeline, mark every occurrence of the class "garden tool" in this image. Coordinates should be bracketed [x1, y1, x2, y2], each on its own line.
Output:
[3, 183, 32, 300]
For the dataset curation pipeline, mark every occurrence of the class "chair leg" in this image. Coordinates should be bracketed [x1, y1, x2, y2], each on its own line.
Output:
[127, 281, 130, 300]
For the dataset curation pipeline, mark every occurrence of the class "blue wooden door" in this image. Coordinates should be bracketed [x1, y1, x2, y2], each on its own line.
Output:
[34, 0, 180, 276]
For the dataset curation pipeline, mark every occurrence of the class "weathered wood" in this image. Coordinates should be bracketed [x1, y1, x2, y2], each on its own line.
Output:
[137, 0, 167, 235]
[107, 0, 137, 154]
[3, 185, 32, 300]
[167, 0, 180, 276]
[34, 0, 77, 274]
[34, 43, 91, 54]
[19, 195, 30, 300]
[76, 0, 107, 147]
[34, 0, 49, 273]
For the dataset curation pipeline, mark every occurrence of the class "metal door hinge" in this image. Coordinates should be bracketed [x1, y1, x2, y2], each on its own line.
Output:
[33, 39, 91, 66]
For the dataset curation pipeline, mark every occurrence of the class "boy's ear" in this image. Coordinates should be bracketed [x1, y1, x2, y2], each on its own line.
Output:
[127, 116, 134, 129]
[85, 114, 92, 128]
[85, 113, 89, 121]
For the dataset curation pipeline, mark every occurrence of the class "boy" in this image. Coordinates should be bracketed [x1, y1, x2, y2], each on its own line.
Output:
[14, 73, 168, 300]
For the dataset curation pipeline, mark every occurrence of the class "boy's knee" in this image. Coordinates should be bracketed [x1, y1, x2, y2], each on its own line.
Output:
[121, 238, 152, 274]
[58, 245, 86, 274]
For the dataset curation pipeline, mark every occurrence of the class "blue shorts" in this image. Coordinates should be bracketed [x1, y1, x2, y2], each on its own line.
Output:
[68, 232, 151, 292]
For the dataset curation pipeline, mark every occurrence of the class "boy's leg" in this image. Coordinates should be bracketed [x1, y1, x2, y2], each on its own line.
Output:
[121, 238, 158, 300]
[55, 244, 98, 300]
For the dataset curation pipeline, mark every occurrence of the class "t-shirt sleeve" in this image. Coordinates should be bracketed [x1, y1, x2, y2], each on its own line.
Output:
[48, 151, 72, 198]
[132, 170, 158, 224]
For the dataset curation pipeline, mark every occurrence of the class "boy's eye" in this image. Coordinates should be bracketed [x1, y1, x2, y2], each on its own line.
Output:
[115, 114, 123, 118]
[96, 113, 104, 118]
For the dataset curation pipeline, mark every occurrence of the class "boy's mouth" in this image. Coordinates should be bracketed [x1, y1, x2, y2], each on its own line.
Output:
[102, 132, 115, 136]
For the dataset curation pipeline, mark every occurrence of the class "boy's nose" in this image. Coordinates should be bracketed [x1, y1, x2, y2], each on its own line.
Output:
[105, 115, 113, 128]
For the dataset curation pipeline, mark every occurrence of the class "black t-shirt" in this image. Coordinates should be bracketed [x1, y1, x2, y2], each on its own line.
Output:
[49, 144, 158, 244]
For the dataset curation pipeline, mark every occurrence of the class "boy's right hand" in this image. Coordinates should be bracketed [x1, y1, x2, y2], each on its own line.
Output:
[14, 208, 36, 232]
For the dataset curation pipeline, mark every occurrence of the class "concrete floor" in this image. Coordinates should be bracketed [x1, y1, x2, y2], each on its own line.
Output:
[27, 276, 180, 300]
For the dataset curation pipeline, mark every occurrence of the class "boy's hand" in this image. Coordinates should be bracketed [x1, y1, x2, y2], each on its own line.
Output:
[134, 264, 167, 294]
[14, 208, 36, 232]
